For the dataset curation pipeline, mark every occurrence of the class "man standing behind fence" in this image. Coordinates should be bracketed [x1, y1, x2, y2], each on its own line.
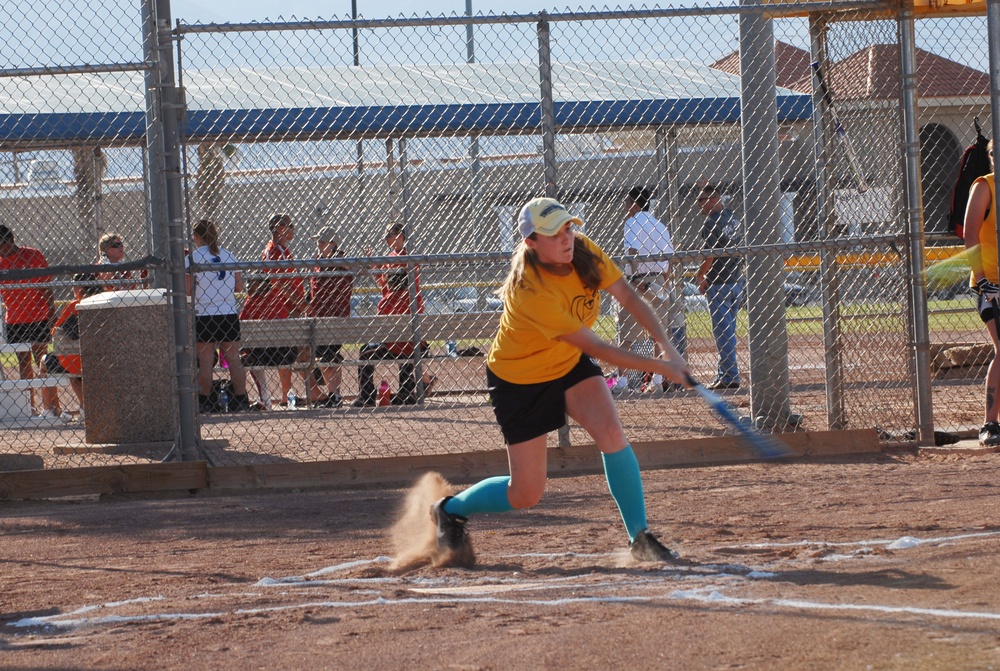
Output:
[307, 226, 353, 408]
[695, 184, 744, 391]
[617, 186, 685, 391]
[0, 225, 54, 414]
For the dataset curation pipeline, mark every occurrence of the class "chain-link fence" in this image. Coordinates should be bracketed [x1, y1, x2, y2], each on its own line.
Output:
[1, 1, 995, 478]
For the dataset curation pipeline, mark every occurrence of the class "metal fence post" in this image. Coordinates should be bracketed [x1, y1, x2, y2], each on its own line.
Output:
[899, 8, 935, 446]
[151, 0, 199, 461]
[143, 1, 168, 288]
[809, 15, 846, 430]
[989, 0, 1000, 285]
[537, 13, 558, 200]
[536, 11, 570, 447]
[740, 0, 794, 429]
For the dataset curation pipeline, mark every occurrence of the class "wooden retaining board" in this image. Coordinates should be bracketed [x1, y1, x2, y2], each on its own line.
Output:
[0, 429, 880, 500]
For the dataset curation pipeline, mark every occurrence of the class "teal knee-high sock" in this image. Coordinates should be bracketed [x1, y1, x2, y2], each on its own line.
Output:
[444, 476, 513, 518]
[602, 444, 648, 542]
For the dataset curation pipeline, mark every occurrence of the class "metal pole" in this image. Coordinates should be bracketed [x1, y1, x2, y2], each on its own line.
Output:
[352, 0, 365, 234]
[397, 137, 427, 402]
[351, 0, 360, 66]
[740, 0, 794, 429]
[809, 15, 846, 430]
[655, 127, 686, 355]
[93, 147, 104, 244]
[537, 12, 568, 445]
[143, 2, 169, 287]
[988, 0, 1000, 283]
[151, 0, 199, 461]
[467, 0, 483, 281]
[899, 9, 935, 446]
[536, 13, 558, 199]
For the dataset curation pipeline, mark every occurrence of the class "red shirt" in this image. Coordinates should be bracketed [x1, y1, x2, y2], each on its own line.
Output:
[0, 246, 53, 324]
[377, 249, 424, 316]
[240, 288, 292, 321]
[53, 301, 82, 375]
[376, 249, 424, 357]
[261, 241, 304, 315]
[310, 262, 353, 318]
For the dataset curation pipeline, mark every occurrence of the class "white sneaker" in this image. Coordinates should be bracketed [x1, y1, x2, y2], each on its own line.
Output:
[40, 409, 71, 424]
[77, 410, 85, 423]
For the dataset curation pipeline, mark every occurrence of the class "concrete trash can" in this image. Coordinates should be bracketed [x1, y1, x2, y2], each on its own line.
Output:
[77, 289, 178, 445]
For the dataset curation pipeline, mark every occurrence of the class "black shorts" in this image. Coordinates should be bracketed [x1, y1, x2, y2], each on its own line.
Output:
[241, 346, 299, 367]
[486, 354, 604, 445]
[4, 321, 51, 345]
[195, 314, 241, 343]
[42, 353, 69, 375]
[315, 344, 344, 364]
[977, 290, 999, 323]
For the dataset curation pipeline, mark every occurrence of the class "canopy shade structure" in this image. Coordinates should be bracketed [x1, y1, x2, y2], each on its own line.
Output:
[908, 0, 986, 17]
[0, 59, 812, 150]
[763, 0, 987, 19]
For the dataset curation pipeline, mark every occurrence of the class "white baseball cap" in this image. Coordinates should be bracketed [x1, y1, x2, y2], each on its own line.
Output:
[313, 226, 340, 245]
[517, 197, 581, 238]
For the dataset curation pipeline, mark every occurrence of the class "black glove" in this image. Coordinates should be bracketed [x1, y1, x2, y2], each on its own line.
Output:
[977, 277, 1000, 303]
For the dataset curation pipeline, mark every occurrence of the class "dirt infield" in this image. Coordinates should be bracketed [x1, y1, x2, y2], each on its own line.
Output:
[3, 448, 1000, 670]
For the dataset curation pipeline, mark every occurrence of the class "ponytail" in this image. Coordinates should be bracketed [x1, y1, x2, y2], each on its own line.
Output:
[193, 219, 221, 255]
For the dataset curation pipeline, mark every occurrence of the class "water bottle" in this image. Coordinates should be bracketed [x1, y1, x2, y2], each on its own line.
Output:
[287, 390, 296, 410]
[378, 379, 392, 407]
[446, 340, 458, 357]
[219, 387, 229, 413]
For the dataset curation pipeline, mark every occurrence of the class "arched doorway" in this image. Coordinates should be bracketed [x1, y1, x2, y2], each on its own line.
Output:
[920, 123, 963, 239]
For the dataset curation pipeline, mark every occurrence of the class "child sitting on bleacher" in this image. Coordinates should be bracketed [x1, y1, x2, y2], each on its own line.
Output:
[40, 273, 103, 422]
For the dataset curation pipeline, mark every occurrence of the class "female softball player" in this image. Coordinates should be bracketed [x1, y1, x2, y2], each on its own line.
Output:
[431, 197, 692, 565]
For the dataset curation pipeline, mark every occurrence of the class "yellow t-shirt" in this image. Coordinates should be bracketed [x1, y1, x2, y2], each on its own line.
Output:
[970, 174, 998, 285]
[487, 234, 623, 384]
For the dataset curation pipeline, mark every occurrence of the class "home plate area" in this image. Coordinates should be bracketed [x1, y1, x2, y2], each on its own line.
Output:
[12, 530, 1000, 636]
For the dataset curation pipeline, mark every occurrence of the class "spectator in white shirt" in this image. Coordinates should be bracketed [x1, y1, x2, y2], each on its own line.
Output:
[617, 186, 686, 391]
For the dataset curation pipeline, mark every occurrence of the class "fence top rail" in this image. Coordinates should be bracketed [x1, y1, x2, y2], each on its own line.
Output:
[0, 62, 156, 80]
[185, 234, 909, 274]
[174, 1, 893, 35]
[0, 235, 909, 285]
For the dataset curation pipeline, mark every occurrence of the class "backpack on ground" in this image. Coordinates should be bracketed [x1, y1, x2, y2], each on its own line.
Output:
[949, 117, 992, 240]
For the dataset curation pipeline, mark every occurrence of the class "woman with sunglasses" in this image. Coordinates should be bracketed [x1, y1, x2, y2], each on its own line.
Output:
[186, 219, 250, 413]
[96, 232, 147, 291]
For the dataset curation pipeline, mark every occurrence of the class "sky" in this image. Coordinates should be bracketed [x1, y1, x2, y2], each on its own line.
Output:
[172, 1, 610, 23]
[161, 2, 996, 76]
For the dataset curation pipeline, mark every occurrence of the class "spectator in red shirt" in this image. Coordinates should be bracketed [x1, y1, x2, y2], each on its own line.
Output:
[239, 277, 299, 410]
[0, 225, 55, 413]
[257, 213, 308, 406]
[306, 226, 353, 408]
[261, 213, 305, 317]
[354, 223, 435, 406]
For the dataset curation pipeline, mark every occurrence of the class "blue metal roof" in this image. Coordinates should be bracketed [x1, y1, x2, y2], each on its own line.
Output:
[0, 60, 812, 147]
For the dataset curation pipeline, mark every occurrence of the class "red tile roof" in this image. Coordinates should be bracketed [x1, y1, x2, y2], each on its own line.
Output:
[712, 41, 989, 99]
[807, 44, 989, 99]
[710, 41, 812, 89]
